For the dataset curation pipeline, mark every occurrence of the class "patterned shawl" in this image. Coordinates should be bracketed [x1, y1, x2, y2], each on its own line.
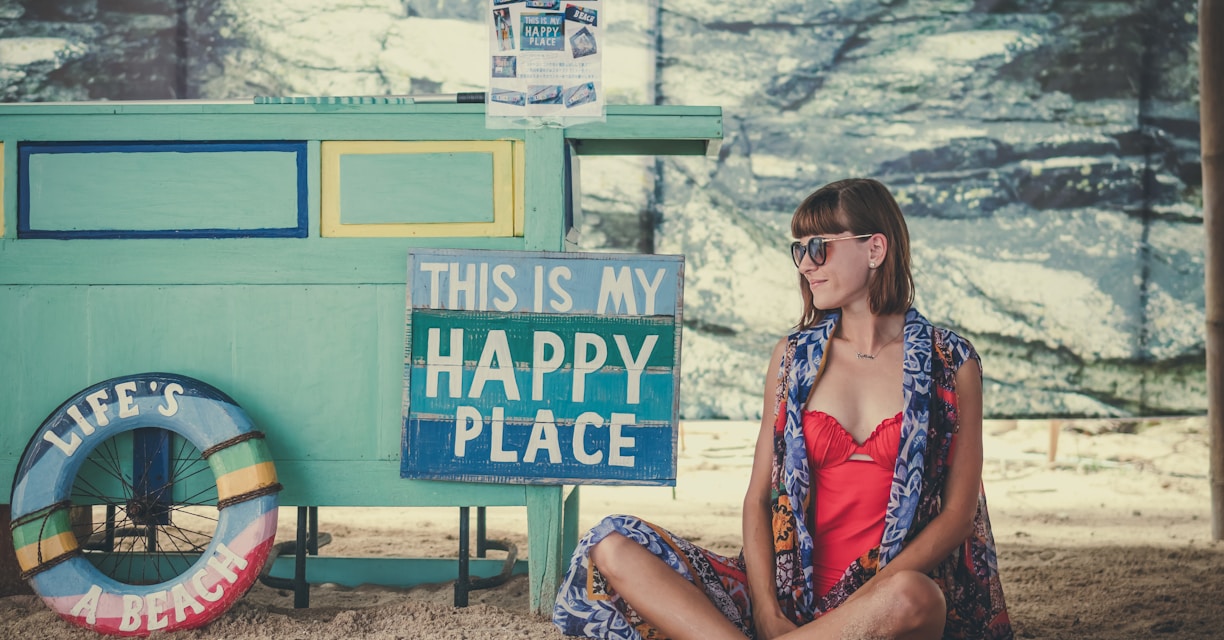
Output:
[770, 308, 1013, 639]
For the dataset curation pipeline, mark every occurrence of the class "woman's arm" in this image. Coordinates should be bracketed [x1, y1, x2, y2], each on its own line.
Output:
[852, 359, 985, 593]
[742, 338, 798, 639]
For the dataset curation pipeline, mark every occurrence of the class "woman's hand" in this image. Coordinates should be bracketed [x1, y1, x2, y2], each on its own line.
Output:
[754, 609, 799, 640]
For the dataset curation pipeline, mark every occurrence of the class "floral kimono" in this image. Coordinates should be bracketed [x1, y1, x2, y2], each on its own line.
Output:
[553, 309, 1013, 640]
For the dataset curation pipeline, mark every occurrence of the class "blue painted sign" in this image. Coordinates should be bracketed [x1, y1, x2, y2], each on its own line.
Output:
[520, 13, 565, 51]
[401, 249, 683, 485]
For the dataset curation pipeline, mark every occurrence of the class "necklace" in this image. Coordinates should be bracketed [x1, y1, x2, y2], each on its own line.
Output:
[853, 330, 904, 360]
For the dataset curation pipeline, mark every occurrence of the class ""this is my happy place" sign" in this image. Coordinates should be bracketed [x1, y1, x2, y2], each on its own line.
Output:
[401, 249, 683, 485]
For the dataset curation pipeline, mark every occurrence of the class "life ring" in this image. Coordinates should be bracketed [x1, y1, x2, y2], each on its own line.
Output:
[9, 373, 280, 636]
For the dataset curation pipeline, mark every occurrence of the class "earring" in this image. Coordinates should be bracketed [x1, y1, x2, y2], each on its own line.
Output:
[869, 261, 876, 268]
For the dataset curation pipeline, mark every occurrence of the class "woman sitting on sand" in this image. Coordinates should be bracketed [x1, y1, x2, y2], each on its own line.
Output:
[553, 178, 1013, 640]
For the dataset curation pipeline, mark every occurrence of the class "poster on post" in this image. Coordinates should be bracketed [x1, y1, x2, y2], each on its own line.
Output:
[401, 249, 682, 486]
[486, 0, 604, 129]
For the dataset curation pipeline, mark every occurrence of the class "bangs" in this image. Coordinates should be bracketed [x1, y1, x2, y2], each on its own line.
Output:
[790, 192, 849, 238]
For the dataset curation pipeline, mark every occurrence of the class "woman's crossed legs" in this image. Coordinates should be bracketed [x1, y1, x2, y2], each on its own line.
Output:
[590, 532, 945, 640]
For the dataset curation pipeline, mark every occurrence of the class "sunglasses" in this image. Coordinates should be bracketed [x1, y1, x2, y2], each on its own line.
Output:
[790, 233, 875, 267]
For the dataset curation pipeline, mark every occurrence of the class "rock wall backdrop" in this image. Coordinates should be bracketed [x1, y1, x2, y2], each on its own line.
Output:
[0, 0, 1204, 420]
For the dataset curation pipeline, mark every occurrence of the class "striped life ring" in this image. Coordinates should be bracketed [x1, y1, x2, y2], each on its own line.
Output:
[9, 373, 280, 636]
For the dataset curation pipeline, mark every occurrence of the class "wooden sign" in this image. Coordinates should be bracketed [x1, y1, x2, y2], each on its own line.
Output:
[401, 249, 682, 485]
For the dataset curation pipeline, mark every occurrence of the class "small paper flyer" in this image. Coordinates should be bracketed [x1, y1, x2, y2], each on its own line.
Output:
[487, 0, 604, 128]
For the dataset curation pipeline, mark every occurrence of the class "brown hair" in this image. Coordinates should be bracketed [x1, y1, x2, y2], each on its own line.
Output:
[790, 178, 914, 330]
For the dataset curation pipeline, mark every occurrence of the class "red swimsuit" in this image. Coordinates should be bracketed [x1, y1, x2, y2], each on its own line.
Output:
[802, 410, 902, 596]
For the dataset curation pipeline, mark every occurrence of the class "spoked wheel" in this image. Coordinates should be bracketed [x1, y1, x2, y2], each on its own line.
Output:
[71, 429, 220, 586]
[10, 373, 280, 636]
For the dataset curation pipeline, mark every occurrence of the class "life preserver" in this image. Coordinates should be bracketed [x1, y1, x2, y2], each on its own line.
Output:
[9, 373, 280, 636]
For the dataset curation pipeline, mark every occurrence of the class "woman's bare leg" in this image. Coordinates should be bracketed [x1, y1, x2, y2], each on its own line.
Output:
[781, 570, 946, 640]
[591, 533, 943, 640]
[588, 532, 746, 640]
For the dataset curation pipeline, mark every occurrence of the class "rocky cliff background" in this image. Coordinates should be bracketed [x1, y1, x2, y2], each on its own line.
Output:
[0, 0, 1204, 420]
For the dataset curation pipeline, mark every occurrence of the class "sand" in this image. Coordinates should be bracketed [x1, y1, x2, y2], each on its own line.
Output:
[1, 417, 1220, 639]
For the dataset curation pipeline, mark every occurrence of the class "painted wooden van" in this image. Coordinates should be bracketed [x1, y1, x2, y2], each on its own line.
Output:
[0, 101, 722, 623]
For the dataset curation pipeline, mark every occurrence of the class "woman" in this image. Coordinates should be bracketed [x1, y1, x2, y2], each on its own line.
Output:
[553, 178, 1013, 640]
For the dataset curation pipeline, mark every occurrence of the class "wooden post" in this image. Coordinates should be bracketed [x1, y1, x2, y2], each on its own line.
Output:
[1047, 420, 1061, 463]
[1202, 0, 1224, 541]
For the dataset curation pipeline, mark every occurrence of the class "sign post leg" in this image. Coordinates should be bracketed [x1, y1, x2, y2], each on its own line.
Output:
[526, 485, 564, 616]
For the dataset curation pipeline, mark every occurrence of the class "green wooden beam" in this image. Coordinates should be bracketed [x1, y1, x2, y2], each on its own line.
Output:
[0, 239, 529, 285]
[0, 105, 722, 153]
[266, 556, 529, 589]
[522, 128, 567, 252]
[86, 551, 529, 589]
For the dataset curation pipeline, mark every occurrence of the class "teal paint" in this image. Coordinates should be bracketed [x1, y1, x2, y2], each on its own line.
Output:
[307, 140, 322, 237]
[562, 485, 580, 562]
[66, 285, 395, 463]
[523, 128, 566, 251]
[273, 462, 533, 506]
[0, 284, 395, 465]
[266, 556, 529, 588]
[339, 152, 496, 224]
[0, 238, 530, 285]
[525, 485, 564, 612]
[0, 102, 722, 616]
[0, 105, 720, 154]
[0, 287, 92, 459]
[3, 139, 14, 237]
[22, 142, 305, 237]
[0, 111, 509, 143]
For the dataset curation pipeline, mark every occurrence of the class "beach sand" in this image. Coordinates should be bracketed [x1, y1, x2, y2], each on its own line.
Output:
[1, 417, 1219, 639]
